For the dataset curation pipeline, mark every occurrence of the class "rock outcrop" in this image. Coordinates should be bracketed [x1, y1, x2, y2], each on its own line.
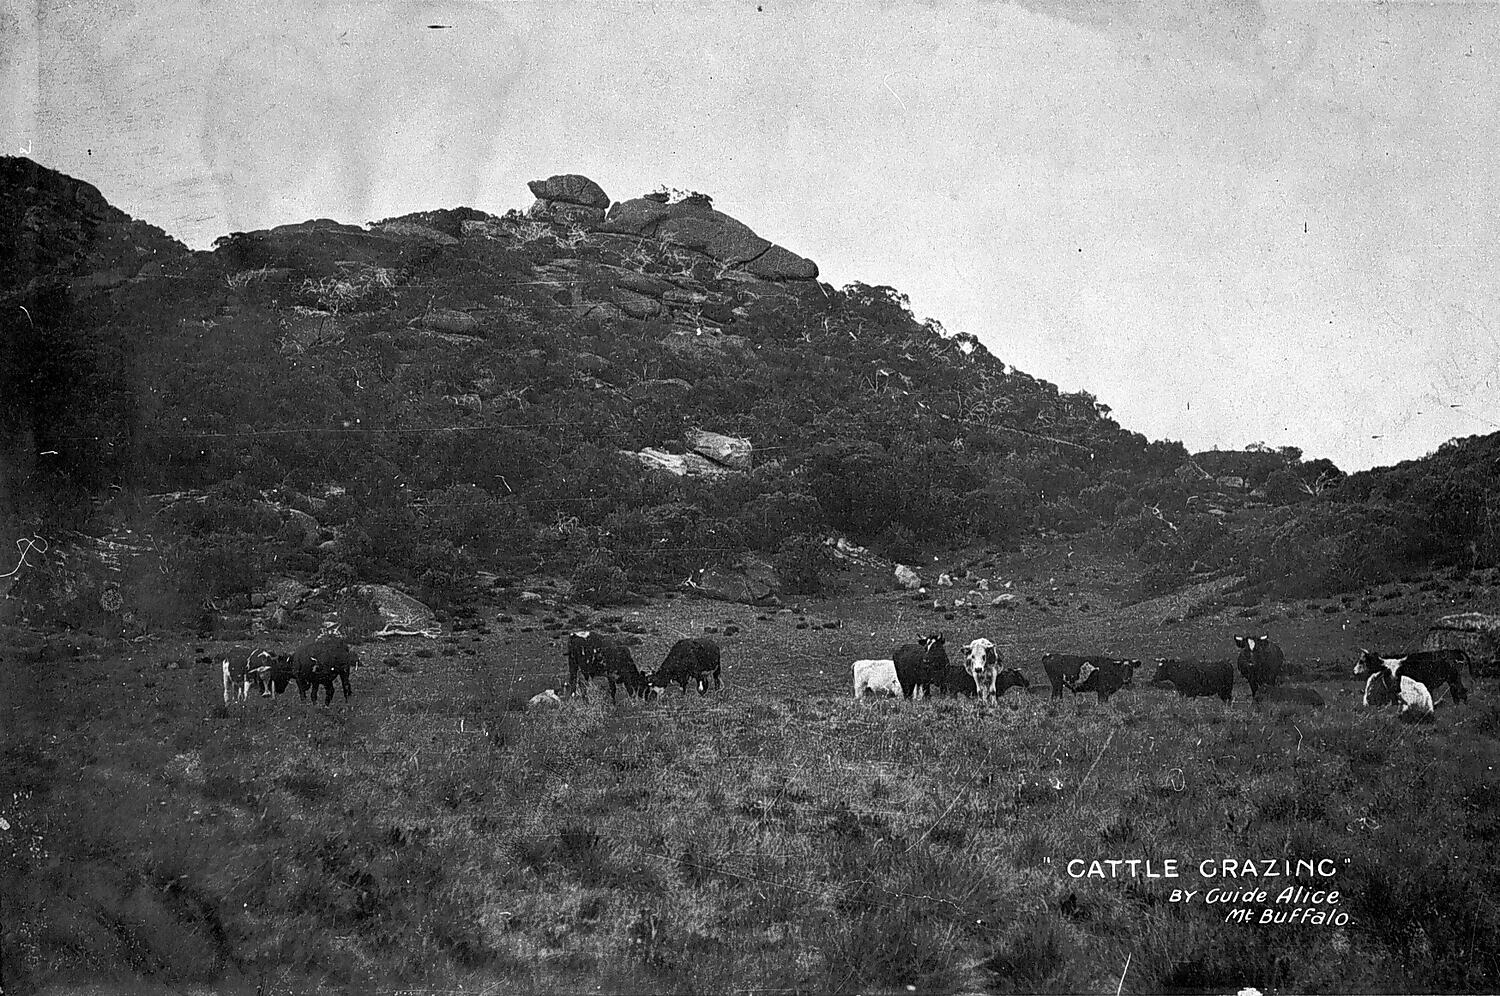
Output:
[602, 195, 818, 281]
[528, 174, 611, 225]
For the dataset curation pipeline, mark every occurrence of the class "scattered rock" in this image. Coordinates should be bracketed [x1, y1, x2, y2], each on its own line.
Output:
[895, 565, 923, 590]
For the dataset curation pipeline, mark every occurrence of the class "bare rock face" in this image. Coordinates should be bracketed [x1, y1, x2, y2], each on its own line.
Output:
[601, 195, 818, 281]
[528, 200, 606, 226]
[527, 174, 611, 209]
[686, 428, 752, 470]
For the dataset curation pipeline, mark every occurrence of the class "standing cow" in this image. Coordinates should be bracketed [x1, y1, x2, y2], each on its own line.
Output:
[1234, 635, 1285, 697]
[567, 631, 650, 701]
[962, 638, 1002, 701]
[1043, 654, 1137, 701]
[1068, 659, 1138, 703]
[291, 636, 356, 705]
[1150, 658, 1234, 704]
[894, 633, 949, 699]
[220, 647, 280, 705]
[650, 638, 723, 695]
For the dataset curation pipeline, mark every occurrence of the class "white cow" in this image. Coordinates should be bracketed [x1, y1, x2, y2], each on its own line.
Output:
[963, 638, 1002, 701]
[852, 659, 903, 698]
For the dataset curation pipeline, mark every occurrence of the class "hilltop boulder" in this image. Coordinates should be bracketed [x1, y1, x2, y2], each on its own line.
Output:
[601, 195, 818, 280]
[527, 174, 611, 209]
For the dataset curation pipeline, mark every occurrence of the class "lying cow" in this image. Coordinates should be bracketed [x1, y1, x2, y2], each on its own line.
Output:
[290, 636, 356, 705]
[853, 659, 903, 698]
[220, 647, 280, 705]
[1067, 659, 1138, 703]
[1234, 635, 1285, 697]
[1355, 655, 1435, 723]
[962, 638, 1002, 701]
[894, 633, 949, 698]
[567, 631, 651, 701]
[650, 637, 722, 695]
[1357, 648, 1469, 704]
[1150, 658, 1234, 704]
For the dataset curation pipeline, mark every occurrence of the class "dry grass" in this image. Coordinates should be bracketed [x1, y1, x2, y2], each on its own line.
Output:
[4, 560, 1500, 993]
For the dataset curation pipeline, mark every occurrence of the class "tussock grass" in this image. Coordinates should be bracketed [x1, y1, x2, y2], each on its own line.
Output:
[4, 623, 1500, 994]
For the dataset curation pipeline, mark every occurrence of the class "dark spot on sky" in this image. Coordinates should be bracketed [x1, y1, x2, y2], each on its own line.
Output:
[428, 24, 451, 29]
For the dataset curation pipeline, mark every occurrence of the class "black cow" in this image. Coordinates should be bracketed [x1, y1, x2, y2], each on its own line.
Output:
[1150, 658, 1234, 704]
[1357, 648, 1468, 705]
[1068, 659, 1138, 703]
[1233, 635, 1285, 697]
[650, 637, 723, 695]
[1043, 654, 1136, 701]
[994, 668, 1031, 696]
[894, 633, 949, 699]
[567, 631, 650, 701]
[291, 636, 355, 705]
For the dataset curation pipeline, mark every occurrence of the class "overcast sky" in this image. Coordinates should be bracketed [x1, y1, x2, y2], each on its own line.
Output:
[4, 0, 1497, 472]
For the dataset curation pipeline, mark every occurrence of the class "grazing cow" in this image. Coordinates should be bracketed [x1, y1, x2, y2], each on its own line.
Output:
[963, 638, 1003, 701]
[650, 637, 723, 695]
[1252, 685, 1326, 708]
[1356, 658, 1435, 723]
[567, 631, 650, 701]
[1233, 635, 1285, 697]
[1150, 658, 1234, 704]
[290, 636, 356, 705]
[527, 689, 563, 710]
[994, 668, 1031, 696]
[1067, 659, 1138, 703]
[1356, 648, 1469, 704]
[893, 633, 949, 699]
[1043, 654, 1137, 701]
[852, 659, 903, 698]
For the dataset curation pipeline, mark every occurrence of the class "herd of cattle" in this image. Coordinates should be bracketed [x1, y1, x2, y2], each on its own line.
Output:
[222, 627, 1476, 725]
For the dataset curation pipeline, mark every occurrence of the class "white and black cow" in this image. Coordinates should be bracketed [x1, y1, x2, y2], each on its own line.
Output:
[1150, 658, 1234, 704]
[650, 637, 723, 696]
[220, 647, 280, 705]
[962, 638, 1003, 701]
[1233, 635, 1285, 697]
[1354, 655, 1435, 723]
[893, 633, 949, 699]
[290, 636, 356, 705]
[852, 659, 903, 698]
[567, 631, 650, 701]
[1356, 648, 1468, 705]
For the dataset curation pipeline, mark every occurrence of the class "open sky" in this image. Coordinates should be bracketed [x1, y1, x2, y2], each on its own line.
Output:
[4, 0, 1497, 472]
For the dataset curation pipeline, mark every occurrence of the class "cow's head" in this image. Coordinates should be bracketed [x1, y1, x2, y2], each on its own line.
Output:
[920, 633, 949, 670]
[1149, 658, 1176, 685]
[1120, 659, 1141, 685]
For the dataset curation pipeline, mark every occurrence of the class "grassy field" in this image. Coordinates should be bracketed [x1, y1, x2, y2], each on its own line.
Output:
[5, 550, 1500, 994]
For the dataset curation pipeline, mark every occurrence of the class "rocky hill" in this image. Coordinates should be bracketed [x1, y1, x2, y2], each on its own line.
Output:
[2, 158, 1493, 630]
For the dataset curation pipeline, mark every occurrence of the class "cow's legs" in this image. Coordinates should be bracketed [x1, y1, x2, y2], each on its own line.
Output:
[339, 671, 352, 700]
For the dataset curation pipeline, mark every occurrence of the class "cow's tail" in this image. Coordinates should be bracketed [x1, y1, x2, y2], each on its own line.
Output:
[221, 657, 231, 706]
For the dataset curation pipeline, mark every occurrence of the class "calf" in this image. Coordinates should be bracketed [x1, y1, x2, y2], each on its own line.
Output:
[1067, 659, 1138, 703]
[290, 636, 356, 705]
[994, 668, 1031, 696]
[567, 631, 650, 701]
[894, 633, 949, 698]
[650, 637, 723, 695]
[220, 647, 280, 705]
[1357, 648, 1468, 704]
[1356, 658, 1435, 723]
[1150, 658, 1234, 704]
[852, 659, 902, 698]
[1233, 635, 1285, 697]
[1253, 685, 1325, 708]
[963, 638, 1002, 701]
